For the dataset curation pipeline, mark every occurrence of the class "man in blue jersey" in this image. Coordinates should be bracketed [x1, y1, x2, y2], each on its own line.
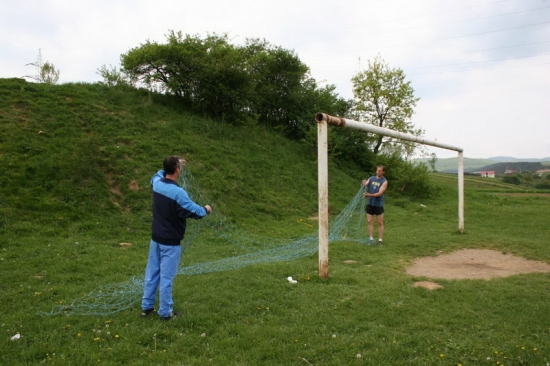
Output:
[361, 165, 388, 245]
[141, 156, 212, 320]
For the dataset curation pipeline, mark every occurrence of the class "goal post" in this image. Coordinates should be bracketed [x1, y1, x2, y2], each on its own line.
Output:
[315, 113, 464, 278]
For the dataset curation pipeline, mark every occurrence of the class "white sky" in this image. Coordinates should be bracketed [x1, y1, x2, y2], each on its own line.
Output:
[2, 0, 549, 159]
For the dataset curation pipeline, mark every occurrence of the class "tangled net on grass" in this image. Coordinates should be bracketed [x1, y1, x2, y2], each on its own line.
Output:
[40, 169, 367, 316]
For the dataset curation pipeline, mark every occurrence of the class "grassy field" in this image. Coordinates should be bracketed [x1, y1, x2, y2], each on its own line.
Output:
[1, 78, 549, 365]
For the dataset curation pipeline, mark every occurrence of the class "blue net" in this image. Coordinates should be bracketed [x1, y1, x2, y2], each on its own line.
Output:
[40, 169, 367, 316]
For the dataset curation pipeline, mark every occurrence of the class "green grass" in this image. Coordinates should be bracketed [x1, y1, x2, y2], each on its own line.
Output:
[1, 78, 549, 365]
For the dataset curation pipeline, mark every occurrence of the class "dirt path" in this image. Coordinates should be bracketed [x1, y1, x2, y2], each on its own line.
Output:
[406, 249, 550, 289]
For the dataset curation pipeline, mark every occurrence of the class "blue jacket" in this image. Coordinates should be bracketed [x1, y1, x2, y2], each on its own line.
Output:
[150, 170, 208, 245]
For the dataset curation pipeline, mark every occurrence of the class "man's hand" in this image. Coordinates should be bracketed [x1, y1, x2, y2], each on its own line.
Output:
[204, 205, 212, 214]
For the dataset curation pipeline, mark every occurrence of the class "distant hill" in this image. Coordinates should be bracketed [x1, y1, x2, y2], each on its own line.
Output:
[416, 156, 550, 173]
[473, 162, 544, 175]
[488, 156, 550, 162]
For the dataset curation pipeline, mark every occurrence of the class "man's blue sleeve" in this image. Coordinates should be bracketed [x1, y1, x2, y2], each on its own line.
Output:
[151, 170, 165, 187]
[174, 189, 208, 219]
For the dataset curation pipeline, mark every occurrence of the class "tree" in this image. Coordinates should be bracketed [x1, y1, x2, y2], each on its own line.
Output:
[428, 153, 438, 172]
[243, 39, 351, 139]
[351, 55, 422, 156]
[96, 65, 133, 87]
[242, 39, 309, 128]
[122, 31, 253, 122]
[121, 31, 350, 129]
[24, 49, 60, 84]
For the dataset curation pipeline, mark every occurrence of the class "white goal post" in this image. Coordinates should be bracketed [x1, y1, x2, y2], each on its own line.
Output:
[315, 113, 464, 279]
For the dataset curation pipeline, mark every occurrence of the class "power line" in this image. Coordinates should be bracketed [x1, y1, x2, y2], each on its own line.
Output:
[334, 21, 550, 56]
[316, 52, 550, 82]
[406, 52, 550, 71]
[286, 0, 550, 50]
[282, 0, 516, 47]
[408, 59, 550, 76]
[462, 40, 550, 54]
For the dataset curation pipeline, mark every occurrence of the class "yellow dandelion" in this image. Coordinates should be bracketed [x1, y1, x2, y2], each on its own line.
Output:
[440, 354, 445, 357]
[115, 335, 120, 339]
[77, 333, 82, 337]
[94, 337, 100, 341]
[533, 348, 538, 351]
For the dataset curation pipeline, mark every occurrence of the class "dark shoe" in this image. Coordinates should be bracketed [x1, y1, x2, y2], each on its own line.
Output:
[141, 308, 155, 317]
[160, 311, 180, 321]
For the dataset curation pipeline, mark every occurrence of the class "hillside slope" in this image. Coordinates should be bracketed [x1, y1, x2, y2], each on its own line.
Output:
[0, 78, 360, 239]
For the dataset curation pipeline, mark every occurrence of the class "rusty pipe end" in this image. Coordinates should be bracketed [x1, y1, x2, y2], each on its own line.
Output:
[315, 113, 327, 122]
[316, 112, 346, 127]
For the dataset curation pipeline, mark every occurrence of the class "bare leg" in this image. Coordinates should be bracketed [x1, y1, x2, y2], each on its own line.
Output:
[367, 213, 374, 238]
[377, 213, 384, 240]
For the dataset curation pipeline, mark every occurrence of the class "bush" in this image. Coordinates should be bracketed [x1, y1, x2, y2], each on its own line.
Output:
[365, 153, 440, 199]
[502, 175, 521, 185]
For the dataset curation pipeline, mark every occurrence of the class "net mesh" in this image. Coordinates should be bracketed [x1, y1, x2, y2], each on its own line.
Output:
[40, 169, 367, 316]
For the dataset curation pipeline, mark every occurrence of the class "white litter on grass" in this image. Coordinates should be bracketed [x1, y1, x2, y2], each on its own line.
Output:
[11, 333, 21, 341]
[420, 204, 427, 208]
[287, 276, 297, 284]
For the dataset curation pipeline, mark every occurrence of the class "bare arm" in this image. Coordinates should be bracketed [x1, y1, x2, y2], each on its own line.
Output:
[364, 180, 388, 197]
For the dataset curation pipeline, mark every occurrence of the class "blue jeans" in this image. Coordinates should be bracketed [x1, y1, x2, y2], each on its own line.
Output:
[141, 240, 182, 318]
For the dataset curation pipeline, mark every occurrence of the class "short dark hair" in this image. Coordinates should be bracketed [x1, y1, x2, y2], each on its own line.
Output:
[163, 155, 181, 175]
[377, 165, 386, 173]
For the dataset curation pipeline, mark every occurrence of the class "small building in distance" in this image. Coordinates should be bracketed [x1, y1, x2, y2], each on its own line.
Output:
[479, 170, 495, 178]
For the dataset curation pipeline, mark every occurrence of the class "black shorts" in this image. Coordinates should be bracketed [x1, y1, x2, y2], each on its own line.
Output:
[366, 204, 384, 216]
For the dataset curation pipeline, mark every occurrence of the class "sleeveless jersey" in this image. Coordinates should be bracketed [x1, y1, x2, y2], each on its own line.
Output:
[366, 176, 387, 207]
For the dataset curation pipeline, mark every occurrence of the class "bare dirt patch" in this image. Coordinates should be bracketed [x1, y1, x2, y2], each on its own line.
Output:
[407, 249, 550, 281]
[128, 179, 139, 191]
[412, 281, 443, 290]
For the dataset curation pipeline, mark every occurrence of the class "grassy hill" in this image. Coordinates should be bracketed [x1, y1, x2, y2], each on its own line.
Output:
[0, 78, 359, 235]
[1, 78, 549, 365]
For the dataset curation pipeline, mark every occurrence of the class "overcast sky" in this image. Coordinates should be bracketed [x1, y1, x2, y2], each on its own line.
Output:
[2, 0, 549, 159]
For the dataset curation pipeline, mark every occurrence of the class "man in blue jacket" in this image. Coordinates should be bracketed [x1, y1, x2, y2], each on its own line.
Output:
[362, 165, 388, 245]
[141, 156, 212, 320]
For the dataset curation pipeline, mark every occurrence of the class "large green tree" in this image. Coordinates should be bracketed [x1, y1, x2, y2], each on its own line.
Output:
[121, 31, 251, 122]
[351, 55, 422, 156]
[121, 31, 349, 131]
[242, 38, 308, 128]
